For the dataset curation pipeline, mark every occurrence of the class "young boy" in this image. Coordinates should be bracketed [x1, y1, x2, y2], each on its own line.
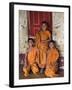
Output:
[23, 38, 39, 77]
[44, 40, 60, 77]
[35, 21, 51, 74]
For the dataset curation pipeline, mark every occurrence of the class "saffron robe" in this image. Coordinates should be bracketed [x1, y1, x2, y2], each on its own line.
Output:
[44, 48, 59, 77]
[23, 47, 39, 77]
[35, 30, 51, 68]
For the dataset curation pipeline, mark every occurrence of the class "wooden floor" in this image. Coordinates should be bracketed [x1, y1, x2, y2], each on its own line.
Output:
[19, 64, 64, 79]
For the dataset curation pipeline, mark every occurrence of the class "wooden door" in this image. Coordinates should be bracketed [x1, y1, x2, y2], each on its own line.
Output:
[28, 11, 52, 36]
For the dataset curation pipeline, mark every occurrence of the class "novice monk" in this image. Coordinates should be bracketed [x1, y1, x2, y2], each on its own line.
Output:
[23, 38, 39, 77]
[35, 21, 51, 74]
[44, 40, 59, 77]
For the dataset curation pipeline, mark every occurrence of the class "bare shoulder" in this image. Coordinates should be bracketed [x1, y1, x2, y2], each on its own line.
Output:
[46, 30, 51, 33]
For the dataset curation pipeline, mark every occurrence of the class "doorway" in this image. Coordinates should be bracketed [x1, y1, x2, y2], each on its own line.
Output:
[28, 11, 52, 37]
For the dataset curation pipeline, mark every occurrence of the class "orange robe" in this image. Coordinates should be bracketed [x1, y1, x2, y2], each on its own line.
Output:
[44, 48, 59, 77]
[35, 30, 51, 68]
[23, 47, 39, 77]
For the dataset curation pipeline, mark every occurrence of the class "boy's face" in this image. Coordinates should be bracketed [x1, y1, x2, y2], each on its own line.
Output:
[41, 23, 47, 31]
[49, 42, 54, 48]
[28, 40, 33, 47]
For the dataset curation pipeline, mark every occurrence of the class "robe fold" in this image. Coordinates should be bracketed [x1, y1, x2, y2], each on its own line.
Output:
[23, 47, 39, 77]
[44, 48, 59, 77]
[35, 30, 51, 68]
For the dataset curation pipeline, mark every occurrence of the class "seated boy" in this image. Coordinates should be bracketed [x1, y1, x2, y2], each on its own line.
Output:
[23, 38, 39, 77]
[44, 40, 60, 77]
